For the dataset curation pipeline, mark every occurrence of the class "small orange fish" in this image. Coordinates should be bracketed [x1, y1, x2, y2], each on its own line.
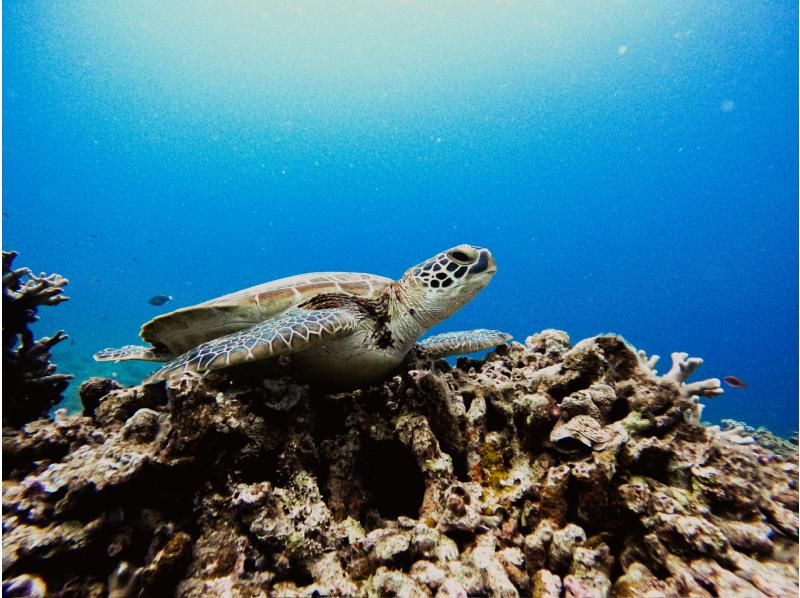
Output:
[723, 376, 747, 389]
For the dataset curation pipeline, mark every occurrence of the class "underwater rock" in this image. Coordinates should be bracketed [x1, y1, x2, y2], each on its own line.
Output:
[78, 376, 123, 417]
[1, 330, 797, 595]
[2, 410, 100, 479]
[2, 251, 73, 427]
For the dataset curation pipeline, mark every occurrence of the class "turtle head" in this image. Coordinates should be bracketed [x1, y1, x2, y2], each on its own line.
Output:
[400, 244, 497, 328]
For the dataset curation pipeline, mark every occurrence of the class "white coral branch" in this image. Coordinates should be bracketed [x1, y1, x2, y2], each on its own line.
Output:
[658, 352, 723, 401]
[682, 378, 723, 399]
[637, 349, 660, 373]
[664, 352, 703, 383]
[19, 272, 70, 305]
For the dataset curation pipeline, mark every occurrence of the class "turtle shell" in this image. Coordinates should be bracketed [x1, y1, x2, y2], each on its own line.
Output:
[140, 272, 392, 355]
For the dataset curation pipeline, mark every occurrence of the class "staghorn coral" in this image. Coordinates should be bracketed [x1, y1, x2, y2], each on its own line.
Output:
[2, 251, 73, 427]
[1, 330, 797, 596]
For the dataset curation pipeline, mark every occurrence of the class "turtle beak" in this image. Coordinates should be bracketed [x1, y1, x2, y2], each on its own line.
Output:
[469, 249, 496, 276]
[485, 252, 497, 275]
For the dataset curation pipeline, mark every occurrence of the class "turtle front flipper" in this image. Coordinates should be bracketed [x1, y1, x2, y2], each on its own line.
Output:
[143, 308, 359, 384]
[94, 345, 175, 363]
[417, 329, 513, 359]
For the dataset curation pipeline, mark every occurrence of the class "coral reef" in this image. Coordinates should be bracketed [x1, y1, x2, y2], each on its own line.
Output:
[719, 419, 798, 461]
[2, 330, 797, 597]
[2, 251, 73, 427]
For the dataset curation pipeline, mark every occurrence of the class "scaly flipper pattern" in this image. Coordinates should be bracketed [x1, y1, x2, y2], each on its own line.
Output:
[94, 345, 174, 363]
[144, 308, 359, 384]
[417, 329, 512, 359]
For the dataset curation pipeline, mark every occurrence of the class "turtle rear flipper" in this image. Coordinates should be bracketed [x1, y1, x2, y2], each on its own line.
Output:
[143, 308, 359, 384]
[417, 329, 512, 359]
[94, 344, 174, 363]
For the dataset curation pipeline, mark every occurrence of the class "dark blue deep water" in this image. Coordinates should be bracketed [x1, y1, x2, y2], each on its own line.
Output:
[4, 2, 797, 435]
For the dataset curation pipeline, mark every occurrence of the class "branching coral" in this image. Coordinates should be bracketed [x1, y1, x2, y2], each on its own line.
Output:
[664, 352, 724, 399]
[2, 251, 73, 427]
[1, 330, 796, 596]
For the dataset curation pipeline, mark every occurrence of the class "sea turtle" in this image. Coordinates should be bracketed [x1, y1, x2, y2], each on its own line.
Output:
[94, 245, 512, 388]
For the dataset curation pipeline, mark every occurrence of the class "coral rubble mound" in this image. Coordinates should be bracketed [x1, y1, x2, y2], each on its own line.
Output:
[2, 330, 798, 597]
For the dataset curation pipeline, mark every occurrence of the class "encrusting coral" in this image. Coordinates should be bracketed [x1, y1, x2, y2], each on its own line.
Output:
[719, 419, 799, 461]
[2, 251, 73, 427]
[2, 329, 797, 597]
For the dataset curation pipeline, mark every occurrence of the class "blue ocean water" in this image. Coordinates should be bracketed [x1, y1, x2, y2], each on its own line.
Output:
[3, 2, 797, 434]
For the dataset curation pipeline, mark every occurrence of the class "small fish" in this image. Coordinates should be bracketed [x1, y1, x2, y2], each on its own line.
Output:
[723, 375, 747, 389]
[148, 295, 173, 306]
[89, 233, 97, 239]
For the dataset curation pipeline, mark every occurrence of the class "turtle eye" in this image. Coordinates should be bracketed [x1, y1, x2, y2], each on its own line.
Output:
[448, 250, 473, 264]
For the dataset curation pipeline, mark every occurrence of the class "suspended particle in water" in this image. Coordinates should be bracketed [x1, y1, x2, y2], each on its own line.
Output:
[617, 45, 628, 56]
[720, 100, 735, 113]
